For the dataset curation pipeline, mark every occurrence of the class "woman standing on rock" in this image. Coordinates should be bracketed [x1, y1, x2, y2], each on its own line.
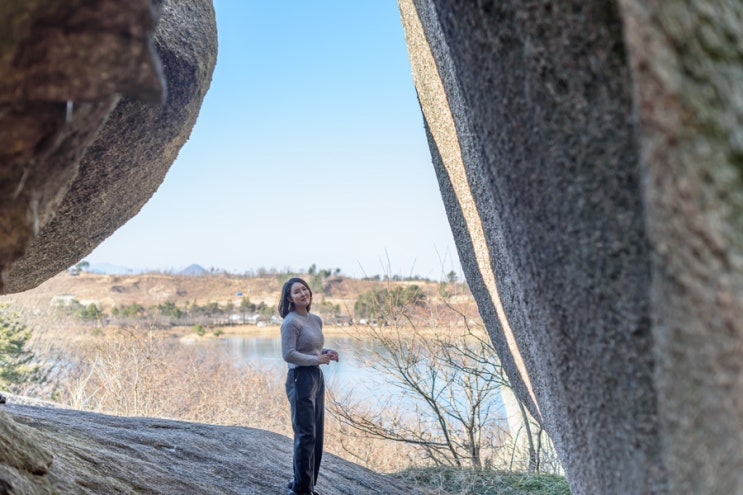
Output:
[279, 277, 338, 495]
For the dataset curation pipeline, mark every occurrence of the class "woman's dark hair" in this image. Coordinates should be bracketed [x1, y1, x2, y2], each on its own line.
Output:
[278, 277, 312, 318]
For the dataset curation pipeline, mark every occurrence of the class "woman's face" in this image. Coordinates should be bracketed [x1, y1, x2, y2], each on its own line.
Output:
[289, 282, 311, 310]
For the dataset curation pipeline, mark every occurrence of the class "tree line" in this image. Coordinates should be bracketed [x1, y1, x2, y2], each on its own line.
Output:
[63, 284, 438, 330]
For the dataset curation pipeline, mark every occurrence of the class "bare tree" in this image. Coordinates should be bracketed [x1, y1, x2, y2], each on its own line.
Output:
[329, 296, 511, 470]
[329, 292, 563, 473]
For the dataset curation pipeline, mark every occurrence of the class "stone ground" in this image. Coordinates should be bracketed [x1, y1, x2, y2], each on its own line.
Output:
[1, 396, 433, 495]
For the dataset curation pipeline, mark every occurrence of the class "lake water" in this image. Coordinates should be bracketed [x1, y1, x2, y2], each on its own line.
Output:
[204, 335, 396, 402]
[196, 334, 508, 424]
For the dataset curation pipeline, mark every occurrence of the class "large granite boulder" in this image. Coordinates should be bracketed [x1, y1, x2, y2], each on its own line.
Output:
[399, 0, 743, 494]
[0, 0, 217, 294]
[0, 398, 425, 494]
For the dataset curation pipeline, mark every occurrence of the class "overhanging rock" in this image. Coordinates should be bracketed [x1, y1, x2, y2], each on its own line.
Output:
[0, 0, 218, 294]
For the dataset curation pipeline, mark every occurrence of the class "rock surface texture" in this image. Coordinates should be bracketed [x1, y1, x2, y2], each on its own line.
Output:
[399, 0, 743, 494]
[0, 0, 217, 294]
[0, 398, 426, 495]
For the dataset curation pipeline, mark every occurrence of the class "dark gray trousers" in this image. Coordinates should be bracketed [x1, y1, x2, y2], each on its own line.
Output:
[286, 366, 325, 494]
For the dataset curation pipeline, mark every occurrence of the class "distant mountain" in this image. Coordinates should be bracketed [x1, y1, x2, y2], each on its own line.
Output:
[180, 264, 209, 276]
[82, 262, 212, 277]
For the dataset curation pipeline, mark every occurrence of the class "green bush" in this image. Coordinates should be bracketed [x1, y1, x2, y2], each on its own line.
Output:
[394, 467, 571, 495]
[354, 285, 425, 320]
[0, 305, 39, 391]
[154, 301, 183, 319]
[112, 303, 146, 318]
[77, 303, 104, 321]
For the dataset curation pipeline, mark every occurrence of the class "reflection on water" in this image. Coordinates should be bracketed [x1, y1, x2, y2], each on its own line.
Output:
[201, 335, 393, 402]
[195, 334, 506, 424]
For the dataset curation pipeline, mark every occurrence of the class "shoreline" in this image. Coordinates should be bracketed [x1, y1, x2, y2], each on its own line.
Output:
[173, 324, 358, 343]
[178, 322, 485, 341]
[216, 324, 358, 338]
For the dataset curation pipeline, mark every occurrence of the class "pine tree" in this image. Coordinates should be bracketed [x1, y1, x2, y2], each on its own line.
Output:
[0, 305, 38, 391]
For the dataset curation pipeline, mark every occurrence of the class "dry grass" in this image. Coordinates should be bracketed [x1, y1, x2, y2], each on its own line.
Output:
[43, 328, 429, 474]
[40, 327, 557, 480]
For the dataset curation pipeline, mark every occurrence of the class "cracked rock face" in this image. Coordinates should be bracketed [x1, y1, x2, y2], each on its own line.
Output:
[0, 0, 217, 294]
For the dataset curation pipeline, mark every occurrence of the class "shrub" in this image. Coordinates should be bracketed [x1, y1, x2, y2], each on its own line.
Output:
[0, 305, 40, 391]
[394, 467, 571, 495]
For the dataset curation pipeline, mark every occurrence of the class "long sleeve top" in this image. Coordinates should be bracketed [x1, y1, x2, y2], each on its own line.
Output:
[281, 311, 328, 368]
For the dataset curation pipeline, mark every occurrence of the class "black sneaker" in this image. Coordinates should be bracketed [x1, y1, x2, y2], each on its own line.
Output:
[285, 481, 319, 495]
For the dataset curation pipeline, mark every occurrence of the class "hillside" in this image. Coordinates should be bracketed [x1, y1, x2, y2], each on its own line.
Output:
[0, 271, 471, 318]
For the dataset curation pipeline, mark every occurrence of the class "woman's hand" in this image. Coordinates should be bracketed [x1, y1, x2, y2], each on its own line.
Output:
[318, 350, 339, 365]
[317, 353, 332, 365]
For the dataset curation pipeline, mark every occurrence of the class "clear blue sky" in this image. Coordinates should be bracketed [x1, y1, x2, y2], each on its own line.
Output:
[85, 1, 462, 280]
